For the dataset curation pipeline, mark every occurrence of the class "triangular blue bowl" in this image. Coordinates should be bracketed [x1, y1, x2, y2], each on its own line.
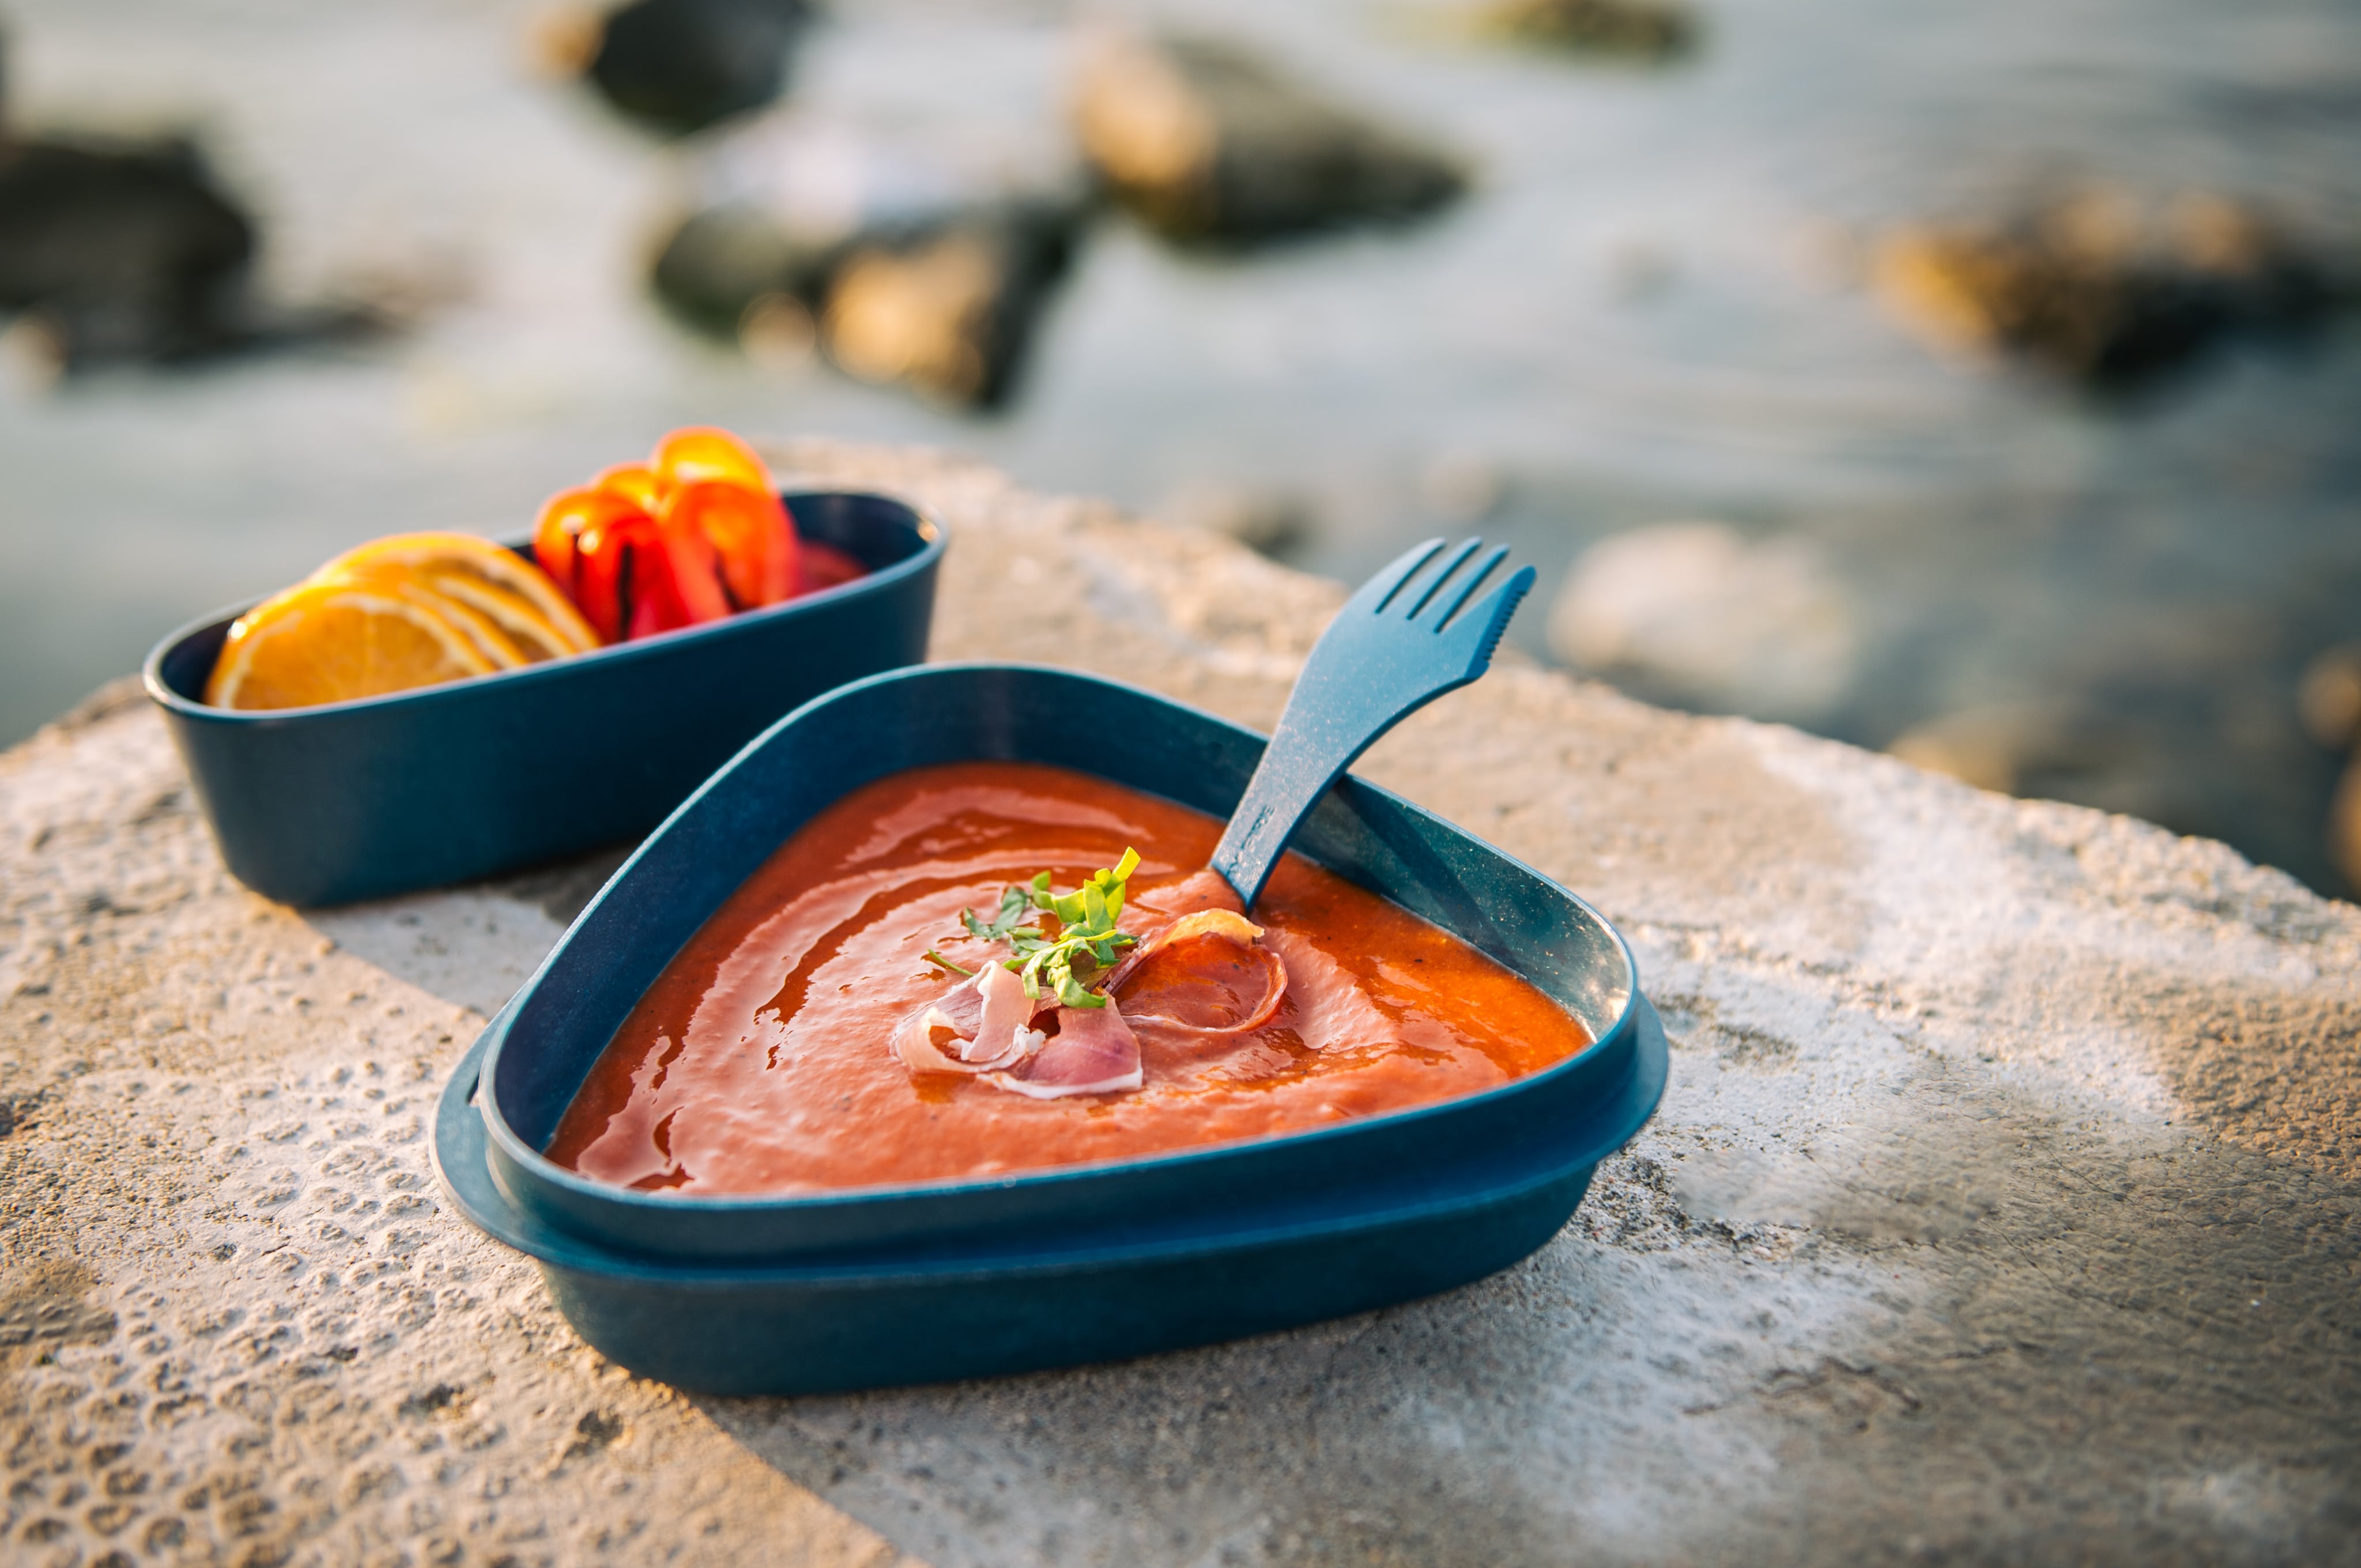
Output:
[437, 663, 1666, 1390]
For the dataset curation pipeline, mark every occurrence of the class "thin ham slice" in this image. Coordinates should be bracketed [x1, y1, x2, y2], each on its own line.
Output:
[987, 1001, 1144, 1099]
[891, 962, 1046, 1076]
[1104, 909, 1288, 1036]
[894, 897, 1277, 1099]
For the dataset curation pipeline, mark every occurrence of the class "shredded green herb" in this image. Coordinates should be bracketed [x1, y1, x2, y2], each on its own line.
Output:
[953, 847, 1142, 1008]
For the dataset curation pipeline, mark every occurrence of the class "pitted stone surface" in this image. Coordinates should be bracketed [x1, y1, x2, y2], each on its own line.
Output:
[3, 441, 2357, 1567]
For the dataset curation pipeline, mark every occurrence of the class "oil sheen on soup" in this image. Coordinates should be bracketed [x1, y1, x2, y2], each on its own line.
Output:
[546, 762, 1596, 1193]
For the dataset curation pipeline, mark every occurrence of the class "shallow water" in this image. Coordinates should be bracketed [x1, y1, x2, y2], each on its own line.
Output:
[3, 0, 2358, 887]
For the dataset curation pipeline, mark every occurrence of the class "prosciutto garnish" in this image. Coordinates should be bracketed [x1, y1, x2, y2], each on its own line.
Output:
[895, 858, 1285, 1099]
[987, 1002, 1144, 1099]
[891, 962, 1046, 1076]
[895, 970, 1145, 1099]
[1104, 909, 1288, 1036]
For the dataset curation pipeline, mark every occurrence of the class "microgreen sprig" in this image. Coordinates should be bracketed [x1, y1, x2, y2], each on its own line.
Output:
[955, 848, 1142, 1009]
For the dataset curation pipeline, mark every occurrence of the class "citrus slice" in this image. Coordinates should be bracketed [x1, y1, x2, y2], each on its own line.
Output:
[318, 532, 601, 653]
[205, 580, 496, 710]
[412, 571, 579, 663]
[316, 564, 531, 670]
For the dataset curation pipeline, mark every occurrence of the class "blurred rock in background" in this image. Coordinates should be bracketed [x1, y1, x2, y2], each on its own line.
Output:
[1872, 190, 2355, 391]
[817, 205, 1078, 408]
[1469, 0, 1698, 61]
[0, 21, 425, 383]
[2302, 643, 2361, 889]
[1071, 32, 1466, 247]
[650, 200, 837, 337]
[2299, 644, 2361, 755]
[0, 133, 255, 376]
[2333, 759, 2361, 892]
[650, 114, 1085, 408]
[538, 0, 817, 135]
[1547, 522, 1860, 729]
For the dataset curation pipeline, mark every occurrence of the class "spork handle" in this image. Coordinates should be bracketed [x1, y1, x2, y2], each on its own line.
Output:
[1211, 538, 1534, 910]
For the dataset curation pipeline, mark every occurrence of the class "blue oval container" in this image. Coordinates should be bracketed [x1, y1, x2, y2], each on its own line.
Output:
[143, 491, 944, 906]
[450, 665, 1662, 1337]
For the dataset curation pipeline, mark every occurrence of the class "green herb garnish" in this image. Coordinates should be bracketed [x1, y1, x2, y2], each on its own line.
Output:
[955, 848, 1142, 1008]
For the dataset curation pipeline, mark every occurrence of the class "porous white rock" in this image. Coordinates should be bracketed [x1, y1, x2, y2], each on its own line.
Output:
[3, 442, 2355, 1567]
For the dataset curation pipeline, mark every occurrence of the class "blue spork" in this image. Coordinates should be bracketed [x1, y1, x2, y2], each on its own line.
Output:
[1210, 538, 1535, 909]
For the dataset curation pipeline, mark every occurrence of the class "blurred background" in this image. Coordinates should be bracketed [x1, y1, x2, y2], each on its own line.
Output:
[2, 0, 2358, 895]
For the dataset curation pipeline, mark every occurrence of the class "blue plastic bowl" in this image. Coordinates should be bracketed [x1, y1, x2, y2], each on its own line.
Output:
[142, 491, 944, 906]
[466, 664, 1660, 1273]
[433, 996, 1665, 1394]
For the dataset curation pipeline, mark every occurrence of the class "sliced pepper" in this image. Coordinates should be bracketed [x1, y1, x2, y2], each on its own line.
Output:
[653, 427, 771, 492]
[594, 462, 667, 512]
[662, 478, 797, 610]
[534, 487, 731, 642]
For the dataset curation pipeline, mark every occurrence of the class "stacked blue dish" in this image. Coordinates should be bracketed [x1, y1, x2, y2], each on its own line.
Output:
[434, 664, 1667, 1395]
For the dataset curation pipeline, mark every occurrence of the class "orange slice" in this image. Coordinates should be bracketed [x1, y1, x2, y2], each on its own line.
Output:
[205, 580, 496, 710]
[412, 571, 579, 662]
[311, 560, 561, 667]
[318, 564, 532, 670]
[318, 532, 601, 653]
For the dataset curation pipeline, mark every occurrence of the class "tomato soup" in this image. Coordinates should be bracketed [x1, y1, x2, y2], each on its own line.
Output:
[546, 762, 1593, 1193]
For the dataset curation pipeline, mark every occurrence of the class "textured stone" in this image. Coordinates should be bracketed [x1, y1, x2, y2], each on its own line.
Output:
[1870, 190, 2354, 391]
[1071, 32, 1466, 246]
[4, 441, 2359, 1566]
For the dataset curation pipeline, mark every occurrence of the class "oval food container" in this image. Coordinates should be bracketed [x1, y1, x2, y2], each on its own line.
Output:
[144, 491, 944, 906]
[465, 664, 1662, 1272]
[433, 997, 1665, 1394]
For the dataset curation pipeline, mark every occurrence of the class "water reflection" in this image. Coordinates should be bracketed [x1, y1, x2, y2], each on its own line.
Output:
[1, 0, 2356, 895]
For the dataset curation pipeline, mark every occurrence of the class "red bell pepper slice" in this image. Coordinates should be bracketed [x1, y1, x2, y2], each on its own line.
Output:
[653, 427, 771, 493]
[663, 478, 797, 611]
[535, 485, 731, 642]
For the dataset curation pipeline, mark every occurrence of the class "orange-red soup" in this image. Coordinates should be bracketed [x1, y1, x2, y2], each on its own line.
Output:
[547, 762, 1593, 1193]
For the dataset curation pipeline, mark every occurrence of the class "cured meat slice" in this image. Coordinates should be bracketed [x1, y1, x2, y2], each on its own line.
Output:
[1106, 909, 1288, 1036]
[891, 963, 1046, 1076]
[967, 959, 1042, 1062]
[987, 1001, 1144, 1099]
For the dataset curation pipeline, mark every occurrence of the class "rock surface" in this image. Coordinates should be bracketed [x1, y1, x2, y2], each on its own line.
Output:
[653, 199, 1081, 407]
[649, 114, 1087, 406]
[814, 208, 1078, 408]
[572, 0, 816, 136]
[1071, 32, 1466, 246]
[0, 135, 257, 371]
[1871, 190, 2354, 391]
[4, 441, 2359, 1567]
[1470, 0, 1698, 61]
